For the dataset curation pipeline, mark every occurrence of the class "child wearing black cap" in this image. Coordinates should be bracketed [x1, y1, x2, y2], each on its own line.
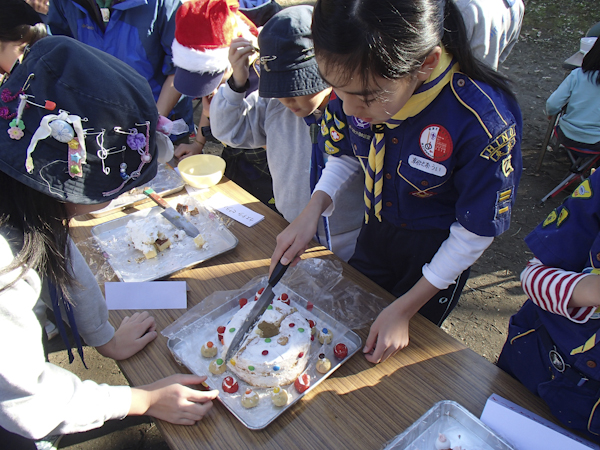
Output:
[210, 5, 364, 261]
[0, 36, 218, 448]
[0, 0, 46, 80]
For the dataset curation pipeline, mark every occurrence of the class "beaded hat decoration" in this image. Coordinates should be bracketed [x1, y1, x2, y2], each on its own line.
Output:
[0, 36, 159, 204]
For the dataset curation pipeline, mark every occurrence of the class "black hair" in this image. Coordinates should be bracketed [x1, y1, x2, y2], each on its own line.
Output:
[0, 171, 74, 301]
[0, 0, 46, 44]
[0, 23, 47, 45]
[312, 0, 514, 97]
[582, 37, 600, 86]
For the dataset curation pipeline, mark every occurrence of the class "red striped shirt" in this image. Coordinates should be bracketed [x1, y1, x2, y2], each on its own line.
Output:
[521, 258, 596, 323]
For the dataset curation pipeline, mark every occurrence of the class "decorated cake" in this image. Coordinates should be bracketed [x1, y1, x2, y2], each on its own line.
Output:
[220, 294, 311, 388]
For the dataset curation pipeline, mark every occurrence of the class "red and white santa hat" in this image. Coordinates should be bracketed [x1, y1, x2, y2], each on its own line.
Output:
[172, 0, 259, 98]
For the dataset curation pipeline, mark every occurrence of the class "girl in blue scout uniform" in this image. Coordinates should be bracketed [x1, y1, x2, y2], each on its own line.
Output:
[498, 171, 600, 443]
[270, 0, 522, 364]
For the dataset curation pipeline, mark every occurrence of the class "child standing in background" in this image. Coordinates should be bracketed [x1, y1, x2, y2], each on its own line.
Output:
[172, 0, 278, 211]
[211, 5, 364, 261]
[47, 0, 194, 141]
[546, 37, 600, 151]
[271, 0, 522, 363]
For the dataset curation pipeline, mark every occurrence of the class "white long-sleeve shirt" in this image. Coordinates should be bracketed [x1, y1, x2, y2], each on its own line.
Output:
[0, 229, 131, 440]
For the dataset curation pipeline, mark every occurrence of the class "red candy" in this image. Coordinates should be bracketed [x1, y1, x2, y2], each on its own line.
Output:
[307, 319, 316, 328]
[280, 293, 290, 305]
[258, 287, 265, 294]
[262, 350, 268, 355]
[217, 326, 226, 334]
[222, 376, 239, 394]
[306, 301, 314, 311]
[239, 298, 248, 308]
[294, 373, 310, 393]
[289, 323, 295, 328]
[334, 343, 348, 359]
[298, 352, 304, 358]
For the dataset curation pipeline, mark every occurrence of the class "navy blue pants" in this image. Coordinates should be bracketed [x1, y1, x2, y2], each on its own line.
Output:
[349, 216, 469, 326]
[498, 300, 600, 444]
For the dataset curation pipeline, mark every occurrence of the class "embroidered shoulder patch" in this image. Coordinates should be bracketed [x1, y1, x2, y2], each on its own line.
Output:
[501, 155, 514, 177]
[542, 210, 557, 227]
[325, 109, 332, 122]
[480, 125, 516, 162]
[333, 114, 346, 129]
[556, 207, 569, 227]
[330, 127, 344, 142]
[494, 186, 513, 220]
[572, 179, 593, 199]
[320, 119, 329, 137]
[324, 140, 339, 155]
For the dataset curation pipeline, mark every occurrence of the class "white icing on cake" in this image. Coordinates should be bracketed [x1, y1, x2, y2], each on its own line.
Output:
[221, 296, 311, 388]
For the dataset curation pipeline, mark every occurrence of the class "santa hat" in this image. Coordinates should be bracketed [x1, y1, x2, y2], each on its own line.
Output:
[173, 0, 259, 98]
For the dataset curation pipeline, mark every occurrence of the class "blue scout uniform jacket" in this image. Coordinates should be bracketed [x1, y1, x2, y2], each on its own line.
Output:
[319, 61, 522, 238]
[498, 172, 600, 442]
[47, 0, 193, 135]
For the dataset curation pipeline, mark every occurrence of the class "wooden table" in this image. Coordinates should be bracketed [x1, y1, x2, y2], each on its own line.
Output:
[71, 178, 555, 450]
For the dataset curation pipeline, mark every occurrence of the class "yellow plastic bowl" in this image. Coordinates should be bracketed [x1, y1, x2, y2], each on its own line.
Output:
[178, 154, 226, 189]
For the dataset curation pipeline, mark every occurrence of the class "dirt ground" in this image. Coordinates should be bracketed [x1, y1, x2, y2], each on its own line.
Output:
[54, 1, 600, 448]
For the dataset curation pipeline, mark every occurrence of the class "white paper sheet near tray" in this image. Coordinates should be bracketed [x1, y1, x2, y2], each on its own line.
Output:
[382, 400, 515, 450]
[167, 283, 362, 430]
[91, 163, 185, 217]
[91, 196, 237, 283]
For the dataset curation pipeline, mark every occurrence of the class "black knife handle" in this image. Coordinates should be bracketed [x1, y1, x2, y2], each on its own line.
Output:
[269, 260, 289, 287]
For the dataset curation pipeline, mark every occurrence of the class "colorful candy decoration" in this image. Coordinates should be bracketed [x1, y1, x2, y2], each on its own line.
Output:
[271, 386, 288, 406]
[318, 327, 333, 345]
[316, 354, 331, 374]
[201, 341, 218, 358]
[222, 376, 239, 394]
[334, 343, 348, 360]
[209, 358, 227, 375]
[239, 297, 248, 308]
[241, 388, 259, 408]
[279, 293, 290, 305]
[294, 373, 310, 393]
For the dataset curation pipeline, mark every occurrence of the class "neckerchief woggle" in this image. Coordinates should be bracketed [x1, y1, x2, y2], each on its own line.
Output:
[363, 46, 459, 223]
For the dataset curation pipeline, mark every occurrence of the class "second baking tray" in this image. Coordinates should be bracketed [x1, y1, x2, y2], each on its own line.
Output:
[167, 282, 362, 430]
[91, 196, 238, 282]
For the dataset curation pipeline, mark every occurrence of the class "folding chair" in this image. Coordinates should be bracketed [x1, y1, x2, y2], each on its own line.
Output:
[540, 126, 600, 204]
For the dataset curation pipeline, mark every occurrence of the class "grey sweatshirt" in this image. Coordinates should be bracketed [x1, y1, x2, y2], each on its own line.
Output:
[211, 84, 364, 257]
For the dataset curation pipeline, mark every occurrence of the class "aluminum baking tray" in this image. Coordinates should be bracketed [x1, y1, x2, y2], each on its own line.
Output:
[91, 163, 185, 217]
[91, 196, 237, 283]
[167, 283, 362, 430]
[382, 400, 515, 450]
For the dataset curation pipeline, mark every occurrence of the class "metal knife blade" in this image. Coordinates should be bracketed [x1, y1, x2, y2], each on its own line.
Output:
[224, 261, 289, 364]
[143, 188, 200, 238]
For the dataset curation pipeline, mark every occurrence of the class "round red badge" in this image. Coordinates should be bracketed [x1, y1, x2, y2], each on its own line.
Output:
[419, 125, 452, 162]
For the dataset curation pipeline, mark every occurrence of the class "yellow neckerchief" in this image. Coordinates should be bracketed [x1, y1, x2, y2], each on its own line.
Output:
[364, 47, 459, 223]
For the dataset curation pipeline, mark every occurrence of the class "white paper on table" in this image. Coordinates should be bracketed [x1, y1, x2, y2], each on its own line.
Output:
[480, 393, 600, 450]
[105, 281, 187, 310]
[204, 192, 264, 227]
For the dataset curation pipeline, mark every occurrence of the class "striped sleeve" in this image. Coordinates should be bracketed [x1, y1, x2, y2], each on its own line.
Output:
[520, 257, 596, 323]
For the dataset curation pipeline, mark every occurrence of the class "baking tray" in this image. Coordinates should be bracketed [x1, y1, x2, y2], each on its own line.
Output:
[91, 163, 185, 217]
[91, 196, 238, 283]
[382, 400, 515, 450]
[167, 283, 362, 430]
